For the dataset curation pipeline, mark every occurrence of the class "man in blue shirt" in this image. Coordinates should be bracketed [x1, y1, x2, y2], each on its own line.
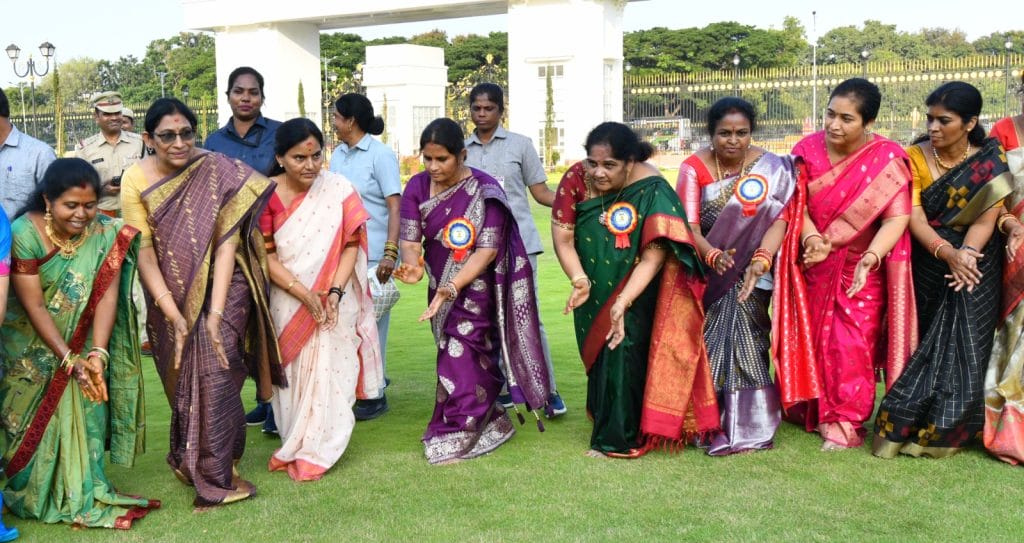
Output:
[0, 88, 55, 219]
[204, 66, 281, 176]
[205, 67, 282, 433]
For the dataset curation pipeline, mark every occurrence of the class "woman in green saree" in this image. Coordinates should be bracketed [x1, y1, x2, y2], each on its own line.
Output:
[1, 158, 155, 529]
[554, 122, 718, 457]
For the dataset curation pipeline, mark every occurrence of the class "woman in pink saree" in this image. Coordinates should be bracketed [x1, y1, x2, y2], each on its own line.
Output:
[260, 118, 382, 481]
[779, 79, 917, 450]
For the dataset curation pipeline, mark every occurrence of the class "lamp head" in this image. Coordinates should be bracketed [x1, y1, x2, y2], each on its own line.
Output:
[5, 43, 20, 62]
[39, 42, 55, 59]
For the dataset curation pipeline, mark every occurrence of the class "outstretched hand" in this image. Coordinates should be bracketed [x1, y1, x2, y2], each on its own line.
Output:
[803, 235, 832, 266]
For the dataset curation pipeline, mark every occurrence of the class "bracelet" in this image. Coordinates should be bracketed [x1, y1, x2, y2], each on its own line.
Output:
[704, 248, 723, 268]
[328, 286, 345, 300]
[801, 233, 823, 249]
[961, 244, 978, 252]
[154, 290, 172, 306]
[384, 241, 399, 251]
[998, 213, 1019, 234]
[616, 294, 632, 308]
[210, 308, 225, 318]
[570, 273, 590, 288]
[443, 280, 459, 301]
[926, 238, 947, 255]
[752, 248, 774, 269]
[286, 279, 298, 292]
[862, 250, 881, 272]
[60, 349, 77, 374]
[88, 349, 110, 369]
[932, 241, 953, 259]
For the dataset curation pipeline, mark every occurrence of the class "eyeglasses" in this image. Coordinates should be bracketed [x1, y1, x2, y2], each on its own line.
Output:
[153, 128, 196, 145]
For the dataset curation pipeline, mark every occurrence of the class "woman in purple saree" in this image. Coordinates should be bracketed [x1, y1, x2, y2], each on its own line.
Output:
[121, 99, 282, 506]
[395, 118, 550, 464]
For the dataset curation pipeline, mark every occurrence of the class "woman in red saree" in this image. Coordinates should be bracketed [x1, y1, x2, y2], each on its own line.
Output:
[262, 118, 382, 481]
[121, 99, 282, 507]
[779, 79, 916, 451]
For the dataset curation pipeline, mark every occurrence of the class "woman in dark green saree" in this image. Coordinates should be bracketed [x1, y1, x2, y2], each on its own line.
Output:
[1, 158, 155, 529]
[554, 122, 718, 457]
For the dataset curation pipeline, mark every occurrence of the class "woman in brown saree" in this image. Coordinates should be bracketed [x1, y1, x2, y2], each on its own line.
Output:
[120, 98, 282, 507]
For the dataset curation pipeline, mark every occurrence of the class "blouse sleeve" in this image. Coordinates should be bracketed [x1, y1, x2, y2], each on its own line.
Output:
[120, 164, 153, 247]
[675, 160, 702, 225]
[399, 174, 424, 242]
[552, 162, 586, 230]
[0, 213, 11, 276]
[882, 185, 913, 218]
[906, 146, 929, 207]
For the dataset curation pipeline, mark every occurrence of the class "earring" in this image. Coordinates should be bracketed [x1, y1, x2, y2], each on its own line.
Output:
[44, 208, 53, 224]
[146, 147, 155, 154]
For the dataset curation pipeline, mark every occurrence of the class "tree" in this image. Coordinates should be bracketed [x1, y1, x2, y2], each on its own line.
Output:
[38, 57, 101, 107]
[543, 66, 555, 168]
[97, 55, 160, 102]
[973, 31, 1024, 56]
[297, 80, 306, 117]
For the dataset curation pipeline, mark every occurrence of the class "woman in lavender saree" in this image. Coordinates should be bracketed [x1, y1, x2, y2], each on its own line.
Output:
[778, 79, 916, 451]
[395, 118, 549, 465]
[675, 97, 796, 455]
[121, 99, 282, 505]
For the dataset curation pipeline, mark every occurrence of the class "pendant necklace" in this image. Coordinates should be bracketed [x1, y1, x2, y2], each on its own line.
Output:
[714, 149, 746, 181]
[45, 216, 89, 259]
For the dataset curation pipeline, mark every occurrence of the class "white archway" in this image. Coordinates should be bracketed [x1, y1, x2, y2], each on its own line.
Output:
[181, 0, 643, 160]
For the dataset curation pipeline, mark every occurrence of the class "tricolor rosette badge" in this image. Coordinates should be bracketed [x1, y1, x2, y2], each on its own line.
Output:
[443, 218, 477, 262]
[734, 174, 769, 217]
[605, 202, 638, 249]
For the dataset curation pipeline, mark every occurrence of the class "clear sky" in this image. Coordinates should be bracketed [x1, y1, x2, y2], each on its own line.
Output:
[3, 0, 1019, 87]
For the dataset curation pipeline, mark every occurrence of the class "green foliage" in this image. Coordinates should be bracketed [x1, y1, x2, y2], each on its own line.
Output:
[297, 80, 306, 117]
[544, 67, 556, 168]
[37, 57, 101, 107]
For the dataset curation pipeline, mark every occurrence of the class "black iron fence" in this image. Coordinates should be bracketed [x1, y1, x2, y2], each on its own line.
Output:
[625, 53, 1024, 156]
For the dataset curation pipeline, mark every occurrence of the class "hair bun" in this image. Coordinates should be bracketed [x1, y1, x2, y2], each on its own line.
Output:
[369, 116, 385, 136]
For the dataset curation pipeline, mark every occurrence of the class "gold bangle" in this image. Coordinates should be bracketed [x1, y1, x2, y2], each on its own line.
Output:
[154, 290, 172, 305]
[286, 280, 298, 292]
[570, 273, 589, 287]
[862, 250, 882, 271]
[998, 213, 1019, 235]
[933, 242, 952, 259]
[210, 308, 225, 317]
[801, 233, 823, 249]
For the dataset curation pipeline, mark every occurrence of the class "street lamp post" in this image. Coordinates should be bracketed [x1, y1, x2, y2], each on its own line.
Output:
[155, 71, 168, 97]
[15, 82, 27, 128]
[733, 53, 741, 94]
[1006, 38, 1014, 118]
[860, 49, 870, 79]
[811, 11, 818, 130]
[5, 41, 56, 138]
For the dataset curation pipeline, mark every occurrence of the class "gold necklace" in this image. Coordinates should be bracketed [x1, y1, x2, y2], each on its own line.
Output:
[714, 149, 746, 181]
[44, 215, 90, 259]
[932, 142, 971, 171]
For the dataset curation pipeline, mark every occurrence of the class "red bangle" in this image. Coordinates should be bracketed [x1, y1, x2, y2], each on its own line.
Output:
[752, 248, 774, 269]
[704, 248, 723, 268]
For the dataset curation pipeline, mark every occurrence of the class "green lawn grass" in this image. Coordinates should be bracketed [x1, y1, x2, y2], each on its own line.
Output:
[12, 178, 1024, 542]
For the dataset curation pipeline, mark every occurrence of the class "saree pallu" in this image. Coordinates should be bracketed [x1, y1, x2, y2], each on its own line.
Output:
[142, 152, 282, 505]
[1, 214, 157, 529]
[266, 171, 381, 481]
[874, 138, 1012, 458]
[574, 176, 717, 454]
[676, 153, 797, 455]
[985, 116, 1024, 464]
[400, 169, 549, 464]
[783, 132, 916, 448]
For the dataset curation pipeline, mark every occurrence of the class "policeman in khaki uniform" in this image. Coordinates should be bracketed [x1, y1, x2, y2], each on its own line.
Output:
[76, 91, 144, 216]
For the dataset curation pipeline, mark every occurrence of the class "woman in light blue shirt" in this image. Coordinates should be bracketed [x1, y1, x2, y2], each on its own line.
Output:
[329, 93, 401, 421]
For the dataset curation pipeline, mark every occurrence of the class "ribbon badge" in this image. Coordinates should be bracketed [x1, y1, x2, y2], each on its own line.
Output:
[605, 202, 638, 249]
[734, 174, 769, 217]
[443, 218, 477, 262]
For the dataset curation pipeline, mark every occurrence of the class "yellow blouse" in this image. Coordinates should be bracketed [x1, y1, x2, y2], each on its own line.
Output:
[119, 163, 152, 247]
[908, 143, 1003, 209]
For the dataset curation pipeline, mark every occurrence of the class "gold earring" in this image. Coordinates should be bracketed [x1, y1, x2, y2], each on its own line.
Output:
[44, 208, 53, 223]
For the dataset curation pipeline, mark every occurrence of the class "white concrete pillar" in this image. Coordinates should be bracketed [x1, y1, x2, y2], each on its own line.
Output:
[507, 0, 625, 163]
[212, 22, 321, 127]
[362, 44, 448, 157]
